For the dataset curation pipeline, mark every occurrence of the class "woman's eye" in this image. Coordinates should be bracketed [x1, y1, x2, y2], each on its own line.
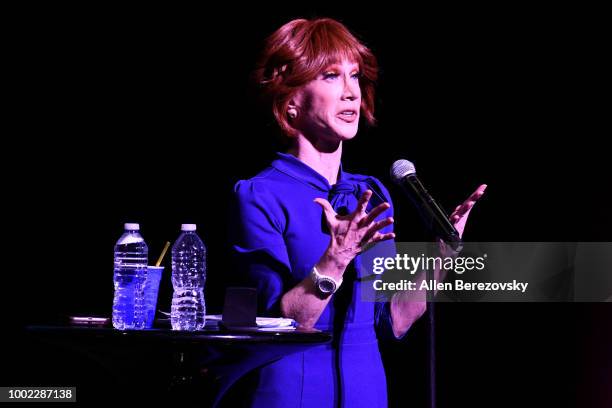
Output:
[323, 72, 339, 80]
[321, 71, 360, 81]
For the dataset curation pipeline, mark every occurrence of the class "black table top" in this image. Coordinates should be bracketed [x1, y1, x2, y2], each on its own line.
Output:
[26, 322, 332, 345]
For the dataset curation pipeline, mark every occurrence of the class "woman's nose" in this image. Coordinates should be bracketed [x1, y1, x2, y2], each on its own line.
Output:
[341, 76, 360, 101]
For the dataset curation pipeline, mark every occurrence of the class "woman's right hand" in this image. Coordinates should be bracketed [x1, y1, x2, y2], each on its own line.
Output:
[314, 190, 395, 277]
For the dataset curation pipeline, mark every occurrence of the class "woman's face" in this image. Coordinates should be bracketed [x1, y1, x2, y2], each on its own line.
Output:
[292, 59, 362, 144]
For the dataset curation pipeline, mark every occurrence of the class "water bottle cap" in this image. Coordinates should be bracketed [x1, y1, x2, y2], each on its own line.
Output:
[124, 223, 140, 231]
[181, 224, 197, 231]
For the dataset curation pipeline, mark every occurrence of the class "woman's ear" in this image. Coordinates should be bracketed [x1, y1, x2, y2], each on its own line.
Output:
[288, 90, 307, 120]
[287, 100, 298, 119]
[287, 106, 298, 119]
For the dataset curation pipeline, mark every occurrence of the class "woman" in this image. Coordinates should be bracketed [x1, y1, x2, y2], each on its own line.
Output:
[230, 17, 486, 407]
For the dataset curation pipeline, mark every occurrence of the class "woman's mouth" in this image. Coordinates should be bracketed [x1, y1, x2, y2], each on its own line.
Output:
[337, 110, 358, 123]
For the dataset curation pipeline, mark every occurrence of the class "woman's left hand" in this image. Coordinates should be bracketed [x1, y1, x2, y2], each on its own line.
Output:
[449, 184, 487, 238]
[393, 184, 488, 336]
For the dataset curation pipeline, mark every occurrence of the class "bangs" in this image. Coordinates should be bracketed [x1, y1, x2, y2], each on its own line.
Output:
[298, 21, 366, 78]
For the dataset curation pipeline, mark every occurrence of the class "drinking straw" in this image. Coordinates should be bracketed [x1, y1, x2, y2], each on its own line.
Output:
[155, 241, 171, 267]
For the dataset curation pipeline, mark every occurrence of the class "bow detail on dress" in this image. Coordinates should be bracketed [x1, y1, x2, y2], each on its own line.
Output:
[329, 180, 367, 215]
[328, 178, 385, 216]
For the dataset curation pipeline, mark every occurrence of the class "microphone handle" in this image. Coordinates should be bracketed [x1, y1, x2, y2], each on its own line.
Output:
[402, 175, 462, 250]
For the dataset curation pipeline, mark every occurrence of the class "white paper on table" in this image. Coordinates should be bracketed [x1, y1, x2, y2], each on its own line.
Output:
[204, 314, 297, 329]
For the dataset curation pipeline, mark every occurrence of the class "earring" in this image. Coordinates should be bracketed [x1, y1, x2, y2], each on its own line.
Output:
[288, 108, 297, 119]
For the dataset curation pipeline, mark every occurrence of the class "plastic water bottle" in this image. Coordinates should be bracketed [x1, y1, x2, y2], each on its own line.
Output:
[112, 223, 148, 330]
[171, 224, 206, 331]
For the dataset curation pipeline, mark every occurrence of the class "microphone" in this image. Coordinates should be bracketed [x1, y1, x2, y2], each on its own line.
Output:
[390, 159, 462, 250]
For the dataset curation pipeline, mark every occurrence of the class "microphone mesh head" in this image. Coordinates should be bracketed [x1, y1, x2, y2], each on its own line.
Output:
[390, 159, 416, 184]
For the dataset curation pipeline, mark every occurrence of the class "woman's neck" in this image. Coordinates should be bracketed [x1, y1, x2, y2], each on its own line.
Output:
[288, 135, 343, 185]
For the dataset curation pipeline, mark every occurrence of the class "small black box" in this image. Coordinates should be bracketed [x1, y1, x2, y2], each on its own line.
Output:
[221, 287, 257, 328]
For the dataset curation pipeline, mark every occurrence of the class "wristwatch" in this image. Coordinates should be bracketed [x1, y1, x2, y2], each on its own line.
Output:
[311, 266, 343, 296]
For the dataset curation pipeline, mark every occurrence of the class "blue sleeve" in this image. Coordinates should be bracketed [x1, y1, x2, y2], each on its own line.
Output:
[230, 179, 291, 316]
[366, 177, 410, 341]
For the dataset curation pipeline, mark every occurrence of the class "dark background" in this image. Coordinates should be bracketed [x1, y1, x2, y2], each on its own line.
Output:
[5, 4, 610, 407]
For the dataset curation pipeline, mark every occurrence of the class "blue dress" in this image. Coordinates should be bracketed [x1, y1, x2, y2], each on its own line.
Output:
[230, 152, 401, 408]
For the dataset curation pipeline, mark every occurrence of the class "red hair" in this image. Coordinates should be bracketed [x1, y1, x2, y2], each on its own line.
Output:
[253, 18, 379, 137]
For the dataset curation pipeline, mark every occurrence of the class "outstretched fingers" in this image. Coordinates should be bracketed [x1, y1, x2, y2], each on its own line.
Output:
[451, 184, 487, 220]
[464, 184, 487, 206]
[360, 217, 394, 246]
[314, 198, 337, 226]
[373, 231, 396, 243]
[355, 190, 373, 216]
[360, 202, 391, 227]
[360, 231, 396, 251]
